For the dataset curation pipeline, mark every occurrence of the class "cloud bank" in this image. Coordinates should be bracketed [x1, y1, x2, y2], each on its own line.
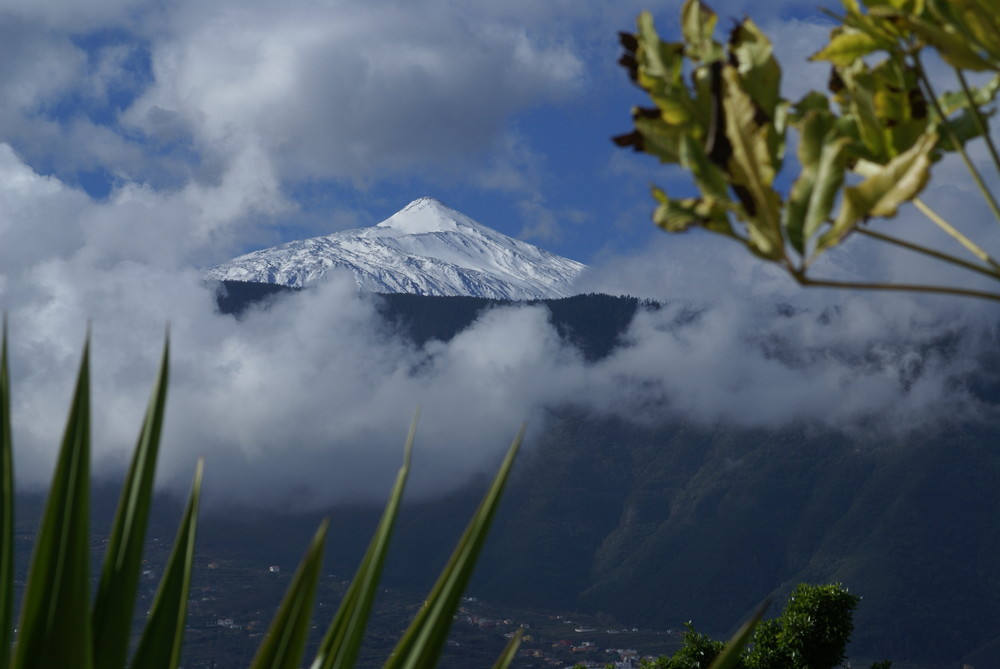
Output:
[1, 0, 998, 508]
[2, 136, 997, 508]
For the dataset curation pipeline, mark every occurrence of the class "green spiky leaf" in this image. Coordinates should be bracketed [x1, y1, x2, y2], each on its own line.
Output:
[309, 412, 417, 669]
[0, 318, 12, 669]
[130, 460, 203, 669]
[92, 339, 170, 669]
[490, 630, 523, 669]
[384, 425, 525, 669]
[251, 520, 328, 669]
[707, 599, 771, 669]
[12, 338, 93, 669]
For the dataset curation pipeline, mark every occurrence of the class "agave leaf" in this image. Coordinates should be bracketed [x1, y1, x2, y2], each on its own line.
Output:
[707, 598, 771, 669]
[12, 338, 93, 669]
[251, 520, 328, 669]
[0, 318, 12, 669]
[720, 66, 784, 259]
[310, 413, 417, 669]
[490, 630, 523, 669]
[92, 339, 170, 669]
[129, 460, 204, 669]
[820, 132, 937, 251]
[384, 425, 526, 669]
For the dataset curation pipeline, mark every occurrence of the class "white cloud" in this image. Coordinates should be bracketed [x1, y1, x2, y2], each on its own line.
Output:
[120, 0, 583, 183]
[0, 20, 85, 112]
[0, 0, 997, 513]
[2, 166, 993, 511]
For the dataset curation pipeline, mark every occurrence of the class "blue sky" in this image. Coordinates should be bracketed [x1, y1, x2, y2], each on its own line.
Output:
[1, 0, 839, 268]
[2, 0, 998, 503]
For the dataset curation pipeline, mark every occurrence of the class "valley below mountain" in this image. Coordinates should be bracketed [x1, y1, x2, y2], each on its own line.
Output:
[11, 285, 994, 669]
[167, 288, 1000, 667]
[15, 389, 997, 668]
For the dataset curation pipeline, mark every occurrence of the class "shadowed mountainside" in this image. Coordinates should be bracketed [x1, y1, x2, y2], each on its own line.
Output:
[199, 282, 1000, 666]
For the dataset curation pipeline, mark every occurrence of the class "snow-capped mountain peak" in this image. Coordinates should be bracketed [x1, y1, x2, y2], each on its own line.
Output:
[372, 197, 482, 235]
[206, 198, 587, 300]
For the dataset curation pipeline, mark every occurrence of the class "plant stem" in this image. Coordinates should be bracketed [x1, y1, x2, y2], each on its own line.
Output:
[791, 272, 1000, 302]
[856, 226, 1000, 280]
[915, 55, 1000, 224]
[911, 199, 1000, 271]
[955, 68, 1000, 179]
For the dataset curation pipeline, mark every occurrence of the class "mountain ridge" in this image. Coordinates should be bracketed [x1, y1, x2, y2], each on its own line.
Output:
[206, 197, 587, 300]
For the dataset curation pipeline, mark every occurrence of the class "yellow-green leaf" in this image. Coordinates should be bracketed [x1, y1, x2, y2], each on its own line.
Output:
[634, 115, 684, 164]
[729, 17, 782, 120]
[938, 74, 1000, 115]
[652, 189, 734, 237]
[810, 29, 882, 66]
[841, 60, 888, 159]
[680, 132, 729, 201]
[898, 15, 994, 70]
[681, 0, 723, 63]
[720, 66, 784, 259]
[820, 131, 938, 250]
[786, 109, 852, 254]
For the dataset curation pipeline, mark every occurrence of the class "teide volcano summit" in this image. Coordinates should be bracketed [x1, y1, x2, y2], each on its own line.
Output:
[206, 197, 587, 300]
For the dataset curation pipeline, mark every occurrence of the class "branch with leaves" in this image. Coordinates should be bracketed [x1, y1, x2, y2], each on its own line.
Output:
[615, 0, 1000, 301]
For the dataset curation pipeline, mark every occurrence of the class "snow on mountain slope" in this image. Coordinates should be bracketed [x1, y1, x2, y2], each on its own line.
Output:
[206, 197, 587, 299]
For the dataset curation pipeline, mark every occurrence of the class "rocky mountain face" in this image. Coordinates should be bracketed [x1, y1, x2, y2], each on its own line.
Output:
[206, 197, 587, 300]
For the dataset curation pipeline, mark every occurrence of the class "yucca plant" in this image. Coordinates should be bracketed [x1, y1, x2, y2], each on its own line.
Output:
[0, 320, 524, 669]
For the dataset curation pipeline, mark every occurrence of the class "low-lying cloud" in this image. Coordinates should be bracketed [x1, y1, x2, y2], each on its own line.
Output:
[2, 0, 999, 509]
[3, 136, 994, 508]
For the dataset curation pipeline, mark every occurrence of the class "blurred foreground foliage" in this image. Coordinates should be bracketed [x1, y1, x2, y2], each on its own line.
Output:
[616, 0, 1000, 301]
